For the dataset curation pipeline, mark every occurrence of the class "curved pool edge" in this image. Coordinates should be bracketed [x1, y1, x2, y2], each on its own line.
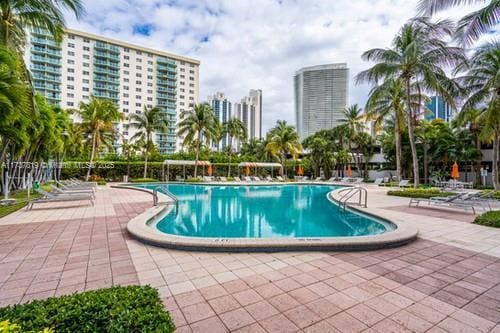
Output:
[113, 183, 418, 252]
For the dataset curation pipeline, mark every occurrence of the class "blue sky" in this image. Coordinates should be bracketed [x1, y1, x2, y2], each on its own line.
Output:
[64, 0, 486, 133]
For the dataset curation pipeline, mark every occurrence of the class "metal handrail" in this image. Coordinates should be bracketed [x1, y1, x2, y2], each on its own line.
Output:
[338, 186, 367, 211]
[153, 186, 178, 210]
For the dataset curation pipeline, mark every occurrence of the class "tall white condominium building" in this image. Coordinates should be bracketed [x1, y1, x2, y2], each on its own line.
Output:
[207, 92, 232, 151]
[294, 63, 349, 140]
[234, 89, 263, 140]
[23, 28, 200, 154]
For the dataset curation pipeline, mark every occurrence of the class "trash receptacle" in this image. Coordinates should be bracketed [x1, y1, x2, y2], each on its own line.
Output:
[123, 175, 128, 183]
[32, 181, 40, 191]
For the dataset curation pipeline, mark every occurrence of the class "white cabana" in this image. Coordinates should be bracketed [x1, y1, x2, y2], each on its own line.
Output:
[238, 162, 283, 177]
[162, 160, 211, 181]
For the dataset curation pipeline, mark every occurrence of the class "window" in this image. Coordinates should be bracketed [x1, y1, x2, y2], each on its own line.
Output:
[189, 96, 194, 100]
[180, 68, 185, 72]
[67, 59, 75, 64]
[67, 68, 75, 73]
[180, 74, 185, 78]
[124, 55, 130, 60]
[123, 85, 129, 90]
[83, 38, 89, 43]
[189, 90, 194, 94]
[67, 51, 75, 56]
[68, 34, 75, 39]
[147, 68, 153, 72]
[124, 78, 129, 83]
[124, 63, 129, 67]
[136, 51, 142, 55]
[124, 48, 129, 52]
[123, 101, 129, 105]
[83, 87, 89, 92]
[83, 95, 89, 99]
[83, 71, 89, 75]
[147, 89, 152, 94]
[180, 95, 185, 99]
[135, 95, 141, 99]
[189, 64, 194, 68]
[83, 46, 90, 51]
[82, 79, 89, 83]
[189, 76, 194, 81]
[147, 97, 152, 101]
[180, 81, 185, 85]
[147, 60, 153, 65]
[83, 62, 89, 67]
[123, 108, 129, 113]
[83, 54, 90, 59]
[67, 101, 74, 106]
[136, 65, 142, 70]
[123, 93, 129, 98]
[136, 58, 142, 63]
[123, 131, 128, 135]
[147, 104, 152, 108]
[189, 83, 194, 87]
[67, 85, 74, 90]
[124, 70, 129, 75]
[135, 80, 142, 85]
[67, 93, 74, 98]
[147, 75, 153, 80]
[147, 53, 153, 58]
[136, 88, 142, 92]
[68, 43, 75, 48]
[135, 103, 141, 107]
[189, 70, 194, 74]
[180, 102, 185, 106]
[147, 83, 153, 87]
[67, 76, 74, 81]
[136, 73, 142, 78]
[180, 88, 185, 92]
[180, 61, 185, 65]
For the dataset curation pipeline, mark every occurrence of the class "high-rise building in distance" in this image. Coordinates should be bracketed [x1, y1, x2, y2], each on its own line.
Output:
[425, 96, 454, 122]
[294, 63, 349, 140]
[234, 89, 262, 140]
[207, 92, 232, 151]
[23, 28, 200, 154]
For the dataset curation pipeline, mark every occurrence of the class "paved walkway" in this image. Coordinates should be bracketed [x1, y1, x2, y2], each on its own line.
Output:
[0, 184, 499, 333]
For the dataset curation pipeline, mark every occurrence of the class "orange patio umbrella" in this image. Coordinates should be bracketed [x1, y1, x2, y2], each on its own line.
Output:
[245, 165, 251, 176]
[347, 164, 352, 177]
[451, 161, 459, 180]
[297, 166, 303, 176]
[207, 165, 213, 176]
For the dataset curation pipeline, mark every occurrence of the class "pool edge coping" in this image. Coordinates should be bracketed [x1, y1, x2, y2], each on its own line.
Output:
[113, 183, 418, 252]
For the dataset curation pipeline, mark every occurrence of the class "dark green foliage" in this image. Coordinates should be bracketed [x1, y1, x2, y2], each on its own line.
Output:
[474, 210, 500, 228]
[0, 286, 175, 333]
[387, 188, 456, 198]
[130, 178, 159, 183]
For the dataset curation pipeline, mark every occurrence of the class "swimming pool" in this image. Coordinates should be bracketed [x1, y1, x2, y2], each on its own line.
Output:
[142, 184, 395, 238]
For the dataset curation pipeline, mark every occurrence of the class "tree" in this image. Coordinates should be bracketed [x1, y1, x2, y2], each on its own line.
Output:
[357, 18, 465, 187]
[459, 41, 500, 189]
[364, 78, 407, 181]
[343, 104, 366, 176]
[0, 0, 85, 49]
[417, 0, 499, 46]
[302, 132, 336, 178]
[77, 97, 122, 180]
[177, 103, 218, 177]
[129, 106, 168, 178]
[354, 132, 377, 178]
[265, 120, 303, 174]
[222, 118, 247, 176]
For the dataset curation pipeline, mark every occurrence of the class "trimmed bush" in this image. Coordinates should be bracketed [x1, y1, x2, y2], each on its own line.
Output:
[130, 178, 159, 183]
[0, 286, 175, 333]
[387, 188, 455, 199]
[474, 210, 500, 228]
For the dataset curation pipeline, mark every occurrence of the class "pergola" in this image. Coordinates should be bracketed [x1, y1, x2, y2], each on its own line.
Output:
[162, 160, 211, 181]
[238, 162, 283, 177]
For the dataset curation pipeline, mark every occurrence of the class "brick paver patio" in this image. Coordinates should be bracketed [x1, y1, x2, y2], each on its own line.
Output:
[1, 185, 500, 332]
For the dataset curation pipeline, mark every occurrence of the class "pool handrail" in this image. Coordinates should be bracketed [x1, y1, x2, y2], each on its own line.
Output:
[338, 186, 367, 210]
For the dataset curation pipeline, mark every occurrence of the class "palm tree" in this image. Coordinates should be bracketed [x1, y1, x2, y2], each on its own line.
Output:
[364, 78, 407, 181]
[354, 132, 377, 179]
[129, 106, 168, 178]
[77, 97, 122, 180]
[459, 41, 500, 189]
[0, 0, 84, 49]
[343, 104, 365, 176]
[177, 103, 218, 177]
[417, 0, 499, 46]
[222, 118, 247, 176]
[265, 120, 303, 175]
[357, 18, 465, 187]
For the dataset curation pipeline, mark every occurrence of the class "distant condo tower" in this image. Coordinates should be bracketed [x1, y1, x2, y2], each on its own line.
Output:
[294, 63, 349, 140]
[207, 92, 232, 150]
[234, 89, 263, 140]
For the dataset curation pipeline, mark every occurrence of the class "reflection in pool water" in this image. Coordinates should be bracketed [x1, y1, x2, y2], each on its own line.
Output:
[145, 184, 394, 238]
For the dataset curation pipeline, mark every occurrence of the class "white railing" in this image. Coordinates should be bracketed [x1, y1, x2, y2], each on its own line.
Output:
[337, 186, 367, 211]
[153, 185, 178, 210]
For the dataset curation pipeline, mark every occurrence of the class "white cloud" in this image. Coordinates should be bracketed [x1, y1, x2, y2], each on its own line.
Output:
[64, 0, 485, 133]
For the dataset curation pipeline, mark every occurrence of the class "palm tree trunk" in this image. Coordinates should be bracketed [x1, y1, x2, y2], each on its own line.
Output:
[475, 135, 482, 184]
[395, 123, 402, 182]
[143, 136, 149, 179]
[86, 131, 97, 181]
[405, 79, 419, 188]
[228, 136, 232, 177]
[493, 134, 500, 190]
[194, 132, 202, 177]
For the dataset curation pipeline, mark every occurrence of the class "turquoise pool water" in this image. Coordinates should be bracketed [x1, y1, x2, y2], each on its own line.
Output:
[142, 184, 394, 238]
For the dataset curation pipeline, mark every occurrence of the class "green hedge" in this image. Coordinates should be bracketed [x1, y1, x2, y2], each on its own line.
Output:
[0, 286, 175, 333]
[387, 188, 455, 199]
[130, 178, 159, 183]
[474, 210, 500, 228]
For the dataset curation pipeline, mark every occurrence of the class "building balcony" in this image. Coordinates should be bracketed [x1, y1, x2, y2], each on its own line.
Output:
[93, 58, 120, 68]
[93, 75, 120, 84]
[32, 73, 61, 83]
[94, 41, 120, 54]
[30, 65, 61, 75]
[157, 73, 177, 80]
[156, 86, 176, 93]
[93, 90, 120, 101]
[33, 82, 60, 92]
[94, 50, 120, 61]
[30, 37, 58, 47]
[157, 101, 176, 108]
[93, 83, 120, 92]
[157, 93, 176, 101]
[93, 66, 120, 77]
[31, 55, 61, 65]
[157, 57, 176, 66]
[30, 46, 61, 56]
[156, 79, 176, 87]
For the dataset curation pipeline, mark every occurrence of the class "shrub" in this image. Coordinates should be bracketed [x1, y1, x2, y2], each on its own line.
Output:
[0, 286, 175, 333]
[474, 210, 500, 228]
[185, 177, 202, 182]
[387, 188, 455, 199]
[130, 178, 159, 183]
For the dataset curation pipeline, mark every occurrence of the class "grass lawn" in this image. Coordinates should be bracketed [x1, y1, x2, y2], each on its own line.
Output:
[474, 210, 500, 228]
[387, 188, 456, 199]
[0, 185, 51, 219]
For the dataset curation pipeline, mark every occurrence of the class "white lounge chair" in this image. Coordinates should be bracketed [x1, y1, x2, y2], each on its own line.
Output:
[29, 189, 94, 210]
[49, 184, 95, 198]
[373, 178, 383, 185]
[314, 177, 323, 181]
[219, 176, 227, 182]
[398, 179, 410, 188]
[252, 176, 262, 181]
[244, 176, 252, 182]
[276, 176, 284, 181]
[409, 193, 478, 213]
[265, 176, 273, 181]
[353, 178, 363, 184]
[233, 176, 241, 182]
